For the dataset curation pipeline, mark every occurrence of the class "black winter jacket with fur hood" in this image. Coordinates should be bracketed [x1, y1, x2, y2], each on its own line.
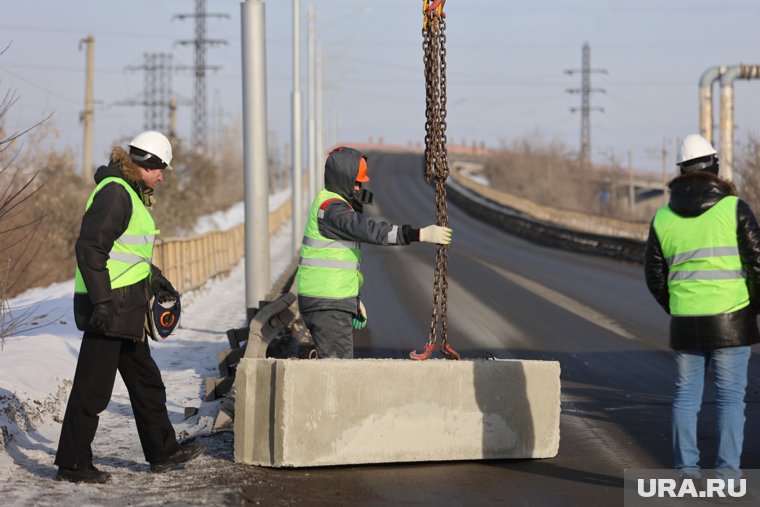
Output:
[645, 171, 760, 349]
[74, 147, 162, 341]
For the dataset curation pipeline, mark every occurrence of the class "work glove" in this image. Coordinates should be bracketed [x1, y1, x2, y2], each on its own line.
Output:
[419, 225, 453, 245]
[352, 300, 368, 330]
[152, 272, 179, 301]
[88, 301, 115, 334]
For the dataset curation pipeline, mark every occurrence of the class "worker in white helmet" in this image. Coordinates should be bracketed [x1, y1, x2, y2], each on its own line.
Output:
[645, 133, 760, 482]
[55, 131, 203, 483]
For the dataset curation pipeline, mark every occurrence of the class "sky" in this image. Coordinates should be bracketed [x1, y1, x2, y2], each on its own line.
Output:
[2, 0, 760, 174]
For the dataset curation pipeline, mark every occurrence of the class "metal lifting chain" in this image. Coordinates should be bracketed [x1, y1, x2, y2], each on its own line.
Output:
[410, 0, 459, 361]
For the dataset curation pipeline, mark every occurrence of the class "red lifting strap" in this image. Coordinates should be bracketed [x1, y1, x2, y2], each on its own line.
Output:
[320, 198, 353, 211]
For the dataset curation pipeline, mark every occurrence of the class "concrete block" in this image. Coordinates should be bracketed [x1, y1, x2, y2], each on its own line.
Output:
[226, 327, 248, 350]
[244, 292, 298, 359]
[217, 348, 244, 377]
[234, 358, 560, 467]
[213, 408, 234, 432]
[204, 376, 234, 401]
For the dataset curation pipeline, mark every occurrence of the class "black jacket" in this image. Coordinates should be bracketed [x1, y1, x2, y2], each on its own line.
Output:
[645, 171, 760, 349]
[74, 147, 162, 341]
[298, 147, 421, 314]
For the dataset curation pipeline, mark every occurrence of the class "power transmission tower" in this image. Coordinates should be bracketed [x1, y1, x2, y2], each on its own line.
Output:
[118, 53, 174, 132]
[565, 42, 606, 169]
[174, 0, 228, 153]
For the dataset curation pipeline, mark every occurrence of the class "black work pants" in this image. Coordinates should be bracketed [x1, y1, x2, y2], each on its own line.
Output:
[55, 332, 179, 469]
[302, 309, 354, 359]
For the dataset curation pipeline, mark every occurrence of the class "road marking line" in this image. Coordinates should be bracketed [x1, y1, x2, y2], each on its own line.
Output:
[476, 259, 638, 341]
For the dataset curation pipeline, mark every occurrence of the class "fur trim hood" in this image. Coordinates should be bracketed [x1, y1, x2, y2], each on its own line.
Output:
[91, 146, 154, 206]
[98, 146, 143, 184]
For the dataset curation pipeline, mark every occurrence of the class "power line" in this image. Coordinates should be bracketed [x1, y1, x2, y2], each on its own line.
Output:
[0, 65, 80, 104]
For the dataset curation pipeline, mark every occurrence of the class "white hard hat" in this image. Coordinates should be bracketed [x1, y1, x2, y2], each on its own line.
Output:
[677, 134, 717, 167]
[128, 130, 173, 170]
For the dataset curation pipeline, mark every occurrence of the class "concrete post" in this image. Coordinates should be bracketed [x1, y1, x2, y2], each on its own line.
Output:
[79, 36, 94, 181]
[307, 0, 317, 204]
[316, 40, 324, 191]
[241, 0, 271, 320]
[627, 150, 633, 213]
[291, 0, 304, 254]
[661, 139, 669, 206]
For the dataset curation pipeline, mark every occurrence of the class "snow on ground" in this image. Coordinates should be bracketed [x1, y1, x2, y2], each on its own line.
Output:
[191, 188, 291, 235]
[0, 196, 296, 506]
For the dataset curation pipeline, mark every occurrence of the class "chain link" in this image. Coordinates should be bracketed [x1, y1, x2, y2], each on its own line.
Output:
[422, 10, 451, 352]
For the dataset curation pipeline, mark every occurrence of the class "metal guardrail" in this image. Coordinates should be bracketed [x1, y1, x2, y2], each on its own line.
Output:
[448, 163, 647, 264]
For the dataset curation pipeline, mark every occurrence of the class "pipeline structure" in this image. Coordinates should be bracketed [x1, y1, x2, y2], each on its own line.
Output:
[699, 64, 760, 181]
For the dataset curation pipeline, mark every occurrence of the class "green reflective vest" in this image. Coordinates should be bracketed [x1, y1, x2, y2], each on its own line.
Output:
[74, 177, 159, 294]
[296, 189, 363, 299]
[653, 195, 748, 316]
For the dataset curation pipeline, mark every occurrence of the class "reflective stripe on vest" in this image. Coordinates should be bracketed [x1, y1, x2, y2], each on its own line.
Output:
[296, 188, 363, 299]
[74, 177, 158, 293]
[301, 237, 359, 249]
[653, 195, 749, 316]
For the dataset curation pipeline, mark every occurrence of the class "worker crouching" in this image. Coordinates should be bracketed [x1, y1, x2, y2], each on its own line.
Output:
[297, 147, 452, 359]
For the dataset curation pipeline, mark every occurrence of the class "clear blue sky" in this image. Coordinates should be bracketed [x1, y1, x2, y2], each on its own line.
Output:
[2, 0, 759, 173]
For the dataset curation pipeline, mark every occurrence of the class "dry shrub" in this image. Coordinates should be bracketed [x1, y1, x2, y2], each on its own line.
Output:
[152, 124, 245, 236]
[1, 118, 89, 297]
[13, 148, 88, 293]
[151, 141, 218, 236]
[484, 133, 592, 213]
[0, 117, 57, 301]
[3, 131, 245, 296]
[483, 133, 664, 221]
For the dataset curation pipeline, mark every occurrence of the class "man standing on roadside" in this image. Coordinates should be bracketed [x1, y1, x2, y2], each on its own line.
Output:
[296, 146, 452, 359]
[645, 134, 760, 480]
[55, 131, 204, 483]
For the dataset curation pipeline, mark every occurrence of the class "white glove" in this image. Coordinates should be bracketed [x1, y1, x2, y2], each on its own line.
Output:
[419, 225, 452, 245]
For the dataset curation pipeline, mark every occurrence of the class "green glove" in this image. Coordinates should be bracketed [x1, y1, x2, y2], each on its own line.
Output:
[352, 300, 368, 329]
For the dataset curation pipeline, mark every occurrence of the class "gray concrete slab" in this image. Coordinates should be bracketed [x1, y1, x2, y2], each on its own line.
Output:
[234, 358, 560, 467]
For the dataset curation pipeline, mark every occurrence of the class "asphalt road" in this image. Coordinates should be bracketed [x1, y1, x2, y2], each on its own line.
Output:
[336, 151, 760, 506]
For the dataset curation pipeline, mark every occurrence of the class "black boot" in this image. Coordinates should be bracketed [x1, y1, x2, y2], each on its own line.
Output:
[149, 441, 205, 473]
[56, 464, 111, 484]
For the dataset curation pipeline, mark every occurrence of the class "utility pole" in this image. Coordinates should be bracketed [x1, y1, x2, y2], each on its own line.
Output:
[307, 0, 317, 204]
[565, 42, 606, 170]
[119, 53, 174, 132]
[316, 40, 324, 191]
[175, 0, 229, 153]
[292, 0, 304, 254]
[627, 149, 634, 213]
[169, 98, 178, 142]
[79, 35, 94, 181]
[241, 0, 271, 320]
[662, 139, 669, 206]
